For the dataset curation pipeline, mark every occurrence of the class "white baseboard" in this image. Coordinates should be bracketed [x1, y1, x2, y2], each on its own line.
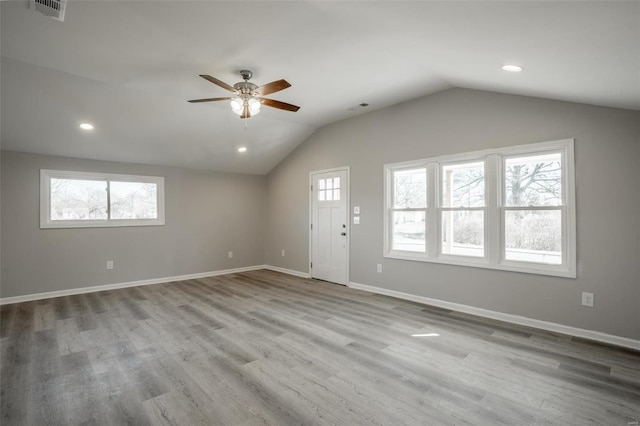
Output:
[5, 266, 634, 350]
[0, 265, 266, 305]
[264, 265, 310, 279]
[348, 281, 640, 351]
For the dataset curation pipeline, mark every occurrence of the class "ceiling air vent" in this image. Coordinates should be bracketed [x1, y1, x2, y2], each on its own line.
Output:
[30, 0, 67, 21]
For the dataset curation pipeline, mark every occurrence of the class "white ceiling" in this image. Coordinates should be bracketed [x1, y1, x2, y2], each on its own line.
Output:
[2, 1, 638, 175]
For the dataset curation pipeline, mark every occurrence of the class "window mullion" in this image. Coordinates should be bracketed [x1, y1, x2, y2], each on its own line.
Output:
[486, 154, 500, 264]
[106, 179, 111, 220]
[426, 162, 438, 258]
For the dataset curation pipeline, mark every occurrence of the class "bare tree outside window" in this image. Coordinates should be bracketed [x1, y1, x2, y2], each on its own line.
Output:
[505, 154, 562, 207]
[50, 178, 107, 220]
[110, 181, 158, 219]
[441, 162, 485, 257]
[384, 139, 574, 277]
[442, 163, 484, 208]
[392, 168, 426, 252]
[393, 168, 426, 209]
[42, 170, 164, 228]
[504, 153, 563, 264]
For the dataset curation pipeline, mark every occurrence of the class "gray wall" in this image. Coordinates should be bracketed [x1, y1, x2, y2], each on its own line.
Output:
[266, 88, 640, 340]
[2, 88, 639, 341]
[1, 151, 266, 298]
[0, 151, 3, 292]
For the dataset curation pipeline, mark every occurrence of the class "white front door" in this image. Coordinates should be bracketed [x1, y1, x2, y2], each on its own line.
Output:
[311, 169, 348, 285]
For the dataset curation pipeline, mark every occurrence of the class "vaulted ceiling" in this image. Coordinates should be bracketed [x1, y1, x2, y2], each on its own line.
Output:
[2, 1, 638, 174]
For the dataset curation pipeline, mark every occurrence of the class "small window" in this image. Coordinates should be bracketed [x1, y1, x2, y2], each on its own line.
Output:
[41, 170, 165, 228]
[317, 177, 341, 201]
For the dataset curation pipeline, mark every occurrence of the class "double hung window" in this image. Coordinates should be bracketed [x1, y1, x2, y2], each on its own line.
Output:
[441, 161, 485, 258]
[390, 167, 427, 253]
[503, 153, 563, 265]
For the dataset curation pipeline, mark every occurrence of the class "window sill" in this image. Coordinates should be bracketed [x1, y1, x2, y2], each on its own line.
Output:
[384, 251, 576, 278]
[40, 219, 165, 229]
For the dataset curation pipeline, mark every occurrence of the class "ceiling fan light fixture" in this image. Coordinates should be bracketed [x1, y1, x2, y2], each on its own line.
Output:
[248, 98, 261, 115]
[230, 98, 244, 115]
[189, 70, 299, 119]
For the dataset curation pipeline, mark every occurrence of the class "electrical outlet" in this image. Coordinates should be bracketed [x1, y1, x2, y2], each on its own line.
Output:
[228, 251, 233, 259]
[106, 261, 114, 270]
[281, 249, 286, 257]
[377, 264, 383, 273]
[353, 206, 360, 214]
[581, 292, 594, 307]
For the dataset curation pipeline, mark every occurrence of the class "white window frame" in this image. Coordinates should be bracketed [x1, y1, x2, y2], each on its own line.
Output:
[387, 164, 429, 256]
[40, 169, 165, 229]
[384, 139, 576, 278]
[438, 158, 487, 263]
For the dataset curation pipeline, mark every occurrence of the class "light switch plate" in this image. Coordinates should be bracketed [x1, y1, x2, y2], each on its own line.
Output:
[353, 216, 360, 224]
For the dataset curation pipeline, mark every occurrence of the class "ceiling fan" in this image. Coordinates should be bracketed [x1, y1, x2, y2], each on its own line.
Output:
[188, 70, 300, 119]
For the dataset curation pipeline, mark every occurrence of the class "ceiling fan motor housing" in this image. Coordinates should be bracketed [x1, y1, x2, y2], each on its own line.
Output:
[233, 81, 258, 95]
[235, 70, 258, 95]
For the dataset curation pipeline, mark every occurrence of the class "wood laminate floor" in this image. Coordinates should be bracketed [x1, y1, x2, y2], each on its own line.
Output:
[1, 270, 639, 425]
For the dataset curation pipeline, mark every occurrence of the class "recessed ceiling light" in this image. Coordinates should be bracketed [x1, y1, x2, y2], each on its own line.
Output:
[238, 147, 247, 153]
[79, 123, 94, 130]
[502, 65, 523, 73]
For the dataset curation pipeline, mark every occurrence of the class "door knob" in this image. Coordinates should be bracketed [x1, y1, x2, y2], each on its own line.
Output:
[341, 232, 347, 236]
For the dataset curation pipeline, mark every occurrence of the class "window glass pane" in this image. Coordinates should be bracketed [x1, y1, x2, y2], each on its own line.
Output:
[110, 181, 158, 220]
[441, 210, 484, 257]
[505, 153, 562, 206]
[50, 178, 107, 220]
[326, 190, 333, 201]
[505, 210, 561, 264]
[318, 190, 325, 201]
[333, 189, 340, 201]
[392, 211, 426, 252]
[442, 162, 484, 207]
[318, 179, 325, 190]
[393, 168, 426, 208]
[333, 177, 340, 189]
[326, 179, 333, 190]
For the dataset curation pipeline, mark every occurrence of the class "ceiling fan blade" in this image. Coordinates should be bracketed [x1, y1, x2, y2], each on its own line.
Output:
[241, 104, 250, 119]
[254, 79, 291, 96]
[199, 75, 236, 93]
[260, 98, 300, 112]
[188, 97, 234, 103]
